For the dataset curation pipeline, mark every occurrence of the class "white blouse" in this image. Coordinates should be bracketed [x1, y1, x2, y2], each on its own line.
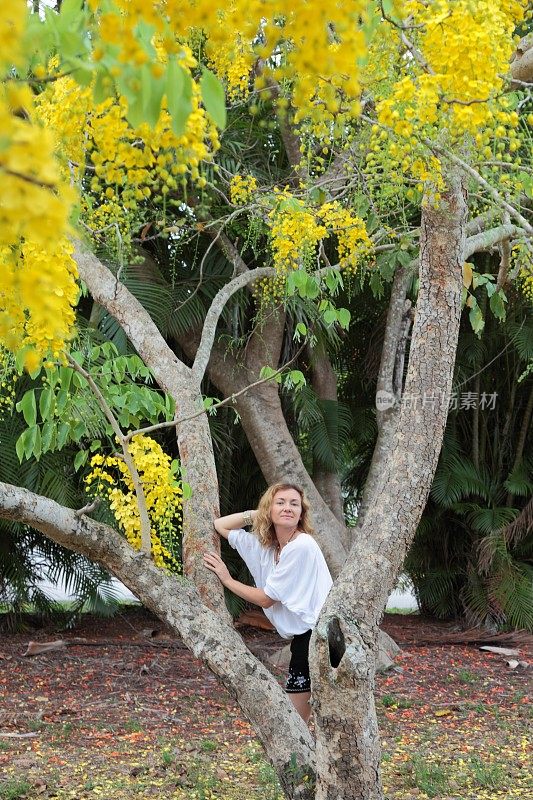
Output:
[228, 529, 333, 639]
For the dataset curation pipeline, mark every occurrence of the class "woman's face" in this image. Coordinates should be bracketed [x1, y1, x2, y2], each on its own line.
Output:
[270, 488, 302, 528]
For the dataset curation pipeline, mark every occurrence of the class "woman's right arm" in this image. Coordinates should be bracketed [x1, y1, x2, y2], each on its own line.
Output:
[214, 509, 257, 540]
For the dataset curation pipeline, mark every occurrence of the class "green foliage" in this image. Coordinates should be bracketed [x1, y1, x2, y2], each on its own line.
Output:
[14, 340, 174, 464]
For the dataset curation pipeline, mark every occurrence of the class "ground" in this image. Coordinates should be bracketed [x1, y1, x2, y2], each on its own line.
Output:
[0, 608, 531, 800]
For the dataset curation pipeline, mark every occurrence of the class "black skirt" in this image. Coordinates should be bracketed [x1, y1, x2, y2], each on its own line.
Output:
[285, 629, 312, 693]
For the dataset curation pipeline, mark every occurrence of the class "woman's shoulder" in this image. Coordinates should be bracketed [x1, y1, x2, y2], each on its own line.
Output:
[293, 532, 320, 551]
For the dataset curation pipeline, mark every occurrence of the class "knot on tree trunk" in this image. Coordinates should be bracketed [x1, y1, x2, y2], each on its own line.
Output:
[327, 617, 346, 668]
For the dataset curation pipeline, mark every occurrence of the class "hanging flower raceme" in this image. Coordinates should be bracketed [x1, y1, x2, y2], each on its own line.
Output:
[84, 435, 182, 571]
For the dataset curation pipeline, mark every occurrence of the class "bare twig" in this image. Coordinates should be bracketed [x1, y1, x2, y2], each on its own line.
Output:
[75, 498, 101, 517]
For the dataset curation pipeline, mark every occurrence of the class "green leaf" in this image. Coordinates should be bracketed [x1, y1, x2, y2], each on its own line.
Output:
[41, 420, 56, 452]
[15, 432, 25, 463]
[59, 366, 73, 393]
[369, 271, 384, 299]
[16, 390, 37, 427]
[93, 70, 114, 104]
[125, 92, 145, 130]
[472, 272, 489, 289]
[74, 450, 88, 471]
[39, 388, 54, 421]
[200, 68, 226, 129]
[71, 420, 87, 442]
[484, 280, 497, 298]
[336, 307, 351, 330]
[295, 322, 307, 337]
[166, 58, 184, 125]
[141, 65, 165, 128]
[181, 482, 192, 501]
[259, 365, 282, 384]
[55, 388, 69, 415]
[377, 252, 396, 282]
[32, 426, 42, 460]
[324, 269, 341, 294]
[15, 346, 32, 373]
[288, 370, 306, 388]
[396, 250, 412, 267]
[304, 275, 320, 299]
[323, 307, 337, 326]
[57, 422, 70, 449]
[69, 56, 94, 87]
[489, 291, 506, 321]
[469, 303, 485, 336]
[23, 426, 40, 460]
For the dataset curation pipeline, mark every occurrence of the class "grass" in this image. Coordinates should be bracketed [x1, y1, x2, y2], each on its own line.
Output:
[384, 607, 419, 615]
[408, 756, 449, 798]
[0, 779, 32, 800]
[469, 756, 507, 789]
[457, 668, 479, 684]
[381, 694, 413, 709]
[124, 718, 143, 733]
[199, 738, 218, 752]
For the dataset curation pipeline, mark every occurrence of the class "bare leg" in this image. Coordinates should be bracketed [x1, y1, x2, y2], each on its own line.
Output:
[289, 691, 312, 724]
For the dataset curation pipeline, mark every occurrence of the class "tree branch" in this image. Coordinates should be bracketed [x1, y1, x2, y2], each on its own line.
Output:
[73, 240, 192, 400]
[192, 266, 275, 382]
[205, 225, 250, 276]
[465, 223, 526, 260]
[65, 353, 152, 554]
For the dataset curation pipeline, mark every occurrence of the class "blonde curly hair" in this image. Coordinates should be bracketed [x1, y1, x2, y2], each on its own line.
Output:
[253, 483, 314, 547]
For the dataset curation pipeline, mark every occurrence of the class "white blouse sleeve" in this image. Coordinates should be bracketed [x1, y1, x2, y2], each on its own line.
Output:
[227, 528, 264, 584]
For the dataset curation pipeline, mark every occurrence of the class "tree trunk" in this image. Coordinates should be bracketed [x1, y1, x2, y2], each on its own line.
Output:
[74, 244, 229, 611]
[176, 382, 227, 613]
[309, 347, 346, 528]
[309, 171, 467, 800]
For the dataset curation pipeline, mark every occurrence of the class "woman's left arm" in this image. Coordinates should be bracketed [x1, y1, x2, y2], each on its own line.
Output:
[203, 552, 275, 608]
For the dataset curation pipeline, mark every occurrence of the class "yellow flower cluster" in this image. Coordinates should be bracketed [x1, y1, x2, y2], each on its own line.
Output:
[36, 71, 220, 248]
[207, 34, 251, 103]
[269, 196, 326, 274]
[0, 239, 78, 372]
[0, 82, 73, 246]
[369, 0, 527, 201]
[318, 202, 372, 275]
[378, 0, 526, 138]
[84, 435, 182, 571]
[0, 347, 17, 417]
[89, 0, 370, 138]
[1, 6, 77, 371]
[263, 193, 370, 298]
[229, 174, 257, 205]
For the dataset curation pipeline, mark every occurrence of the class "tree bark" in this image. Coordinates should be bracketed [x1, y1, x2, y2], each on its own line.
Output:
[309, 347, 346, 529]
[309, 171, 467, 800]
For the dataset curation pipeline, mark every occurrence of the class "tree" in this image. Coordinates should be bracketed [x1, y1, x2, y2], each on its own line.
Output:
[1, 2, 532, 798]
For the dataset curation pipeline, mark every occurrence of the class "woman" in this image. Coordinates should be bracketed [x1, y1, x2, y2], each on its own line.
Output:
[203, 482, 332, 723]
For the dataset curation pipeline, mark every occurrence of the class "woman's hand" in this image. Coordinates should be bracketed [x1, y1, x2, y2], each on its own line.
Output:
[203, 551, 231, 585]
